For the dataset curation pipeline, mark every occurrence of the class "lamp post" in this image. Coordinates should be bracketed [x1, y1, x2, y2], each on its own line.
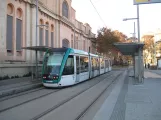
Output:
[35, 0, 48, 80]
[35, 0, 38, 80]
[123, 5, 142, 83]
[129, 22, 136, 42]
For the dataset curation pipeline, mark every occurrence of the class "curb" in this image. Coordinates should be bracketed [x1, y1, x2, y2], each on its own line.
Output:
[0, 82, 43, 98]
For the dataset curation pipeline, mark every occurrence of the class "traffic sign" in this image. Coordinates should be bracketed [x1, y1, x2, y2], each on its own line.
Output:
[134, 0, 161, 5]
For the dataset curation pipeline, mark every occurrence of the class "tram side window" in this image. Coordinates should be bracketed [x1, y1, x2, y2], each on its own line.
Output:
[95, 58, 99, 70]
[62, 55, 74, 75]
[101, 59, 104, 69]
[91, 58, 95, 71]
[76, 56, 79, 74]
[105, 60, 109, 68]
[92, 57, 97, 71]
[109, 60, 111, 66]
[80, 56, 89, 73]
[96, 58, 99, 70]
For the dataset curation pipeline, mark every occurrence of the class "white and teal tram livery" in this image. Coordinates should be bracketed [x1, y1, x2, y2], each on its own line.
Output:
[42, 48, 112, 87]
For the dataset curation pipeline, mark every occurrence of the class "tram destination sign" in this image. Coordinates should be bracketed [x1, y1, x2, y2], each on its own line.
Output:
[134, 0, 161, 5]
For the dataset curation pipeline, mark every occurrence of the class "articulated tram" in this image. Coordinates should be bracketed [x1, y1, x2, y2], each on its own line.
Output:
[42, 48, 112, 87]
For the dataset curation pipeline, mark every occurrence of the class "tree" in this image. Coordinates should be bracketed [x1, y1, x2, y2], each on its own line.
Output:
[126, 37, 138, 43]
[142, 35, 155, 63]
[113, 30, 127, 42]
[96, 28, 127, 54]
[143, 35, 154, 51]
[96, 27, 128, 65]
[96, 28, 118, 54]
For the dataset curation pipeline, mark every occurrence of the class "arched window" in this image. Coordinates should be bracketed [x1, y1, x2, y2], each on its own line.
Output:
[83, 40, 85, 51]
[6, 3, 14, 54]
[16, 8, 23, 55]
[51, 25, 54, 47]
[39, 19, 44, 46]
[62, 1, 68, 18]
[45, 22, 49, 46]
[39, 19, 44, 56]
[71, 34, 73, 48]
[75, 37, 78, 49]
[62, 39, 69, 48]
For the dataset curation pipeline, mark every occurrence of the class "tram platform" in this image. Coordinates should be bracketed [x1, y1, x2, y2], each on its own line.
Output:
[0, 77, 42, 98]
[93, 67, 161, 120]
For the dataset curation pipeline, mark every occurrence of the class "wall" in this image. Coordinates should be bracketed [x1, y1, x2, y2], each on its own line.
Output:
[0, 0, 96, 78]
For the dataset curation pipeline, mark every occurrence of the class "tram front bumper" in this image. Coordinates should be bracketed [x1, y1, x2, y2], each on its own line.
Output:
[43, 83, 60, 87]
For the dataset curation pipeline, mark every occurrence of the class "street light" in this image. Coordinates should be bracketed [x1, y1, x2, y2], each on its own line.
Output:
[123, 19, 137, 42]
[34, 0, 49, 80]
[123, 5, 142, 83]
[35, 0, 38, 80]
[123, 18, 138, 21]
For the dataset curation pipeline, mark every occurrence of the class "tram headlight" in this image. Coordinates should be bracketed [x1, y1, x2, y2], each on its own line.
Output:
[52, 76, 59, 80]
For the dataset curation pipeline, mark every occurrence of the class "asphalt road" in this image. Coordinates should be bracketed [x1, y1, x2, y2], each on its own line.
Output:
[0, 69, 126, 120]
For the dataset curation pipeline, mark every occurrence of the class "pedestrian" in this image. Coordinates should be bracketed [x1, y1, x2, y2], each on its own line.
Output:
[148, 63, 150, 69]
[145, 63, 146, 69]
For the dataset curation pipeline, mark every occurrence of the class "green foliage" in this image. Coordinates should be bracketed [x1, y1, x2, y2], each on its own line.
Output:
[23, 72, 32, 77]
[96, 27, 127, 54]
[142, 35, 154, 51]
[0, 75, 10, 80]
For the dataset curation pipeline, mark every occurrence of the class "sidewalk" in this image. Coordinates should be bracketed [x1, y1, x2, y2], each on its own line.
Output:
[0, 77, 42, 98]
[93, 68, 161, 120]
[147, 69, 161, 76]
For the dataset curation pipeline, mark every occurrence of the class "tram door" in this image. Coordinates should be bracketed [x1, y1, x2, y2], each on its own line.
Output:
[91, 58, 94, 78]
[76, 56, 80, 82]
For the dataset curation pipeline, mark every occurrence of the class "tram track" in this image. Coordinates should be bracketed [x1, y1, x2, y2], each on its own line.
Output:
[75, 72, 123, 120]
[0, 88, 61, 113]
[0, 72, 111, 102]
[0, 71, 119, 120]
[0, 87, 44, 102]
[0, 72, 113, 114]
[31, 72, 116, 120]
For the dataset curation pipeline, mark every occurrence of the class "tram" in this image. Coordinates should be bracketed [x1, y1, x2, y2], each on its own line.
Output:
[42, 48, 112, 87]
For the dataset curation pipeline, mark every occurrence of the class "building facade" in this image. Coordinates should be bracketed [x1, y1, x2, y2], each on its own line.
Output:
[141, 29, 161, 66]
[0, 0, 96, 77]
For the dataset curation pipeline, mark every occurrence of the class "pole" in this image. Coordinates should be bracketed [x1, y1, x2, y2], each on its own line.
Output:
[134, 22, 136, 42]
[137, 5, 142, 83]
[35, 0, 38, 79]
[137, 5, 140, 43]
[74, 20, 76, 49]
[89, 46, 90, 79]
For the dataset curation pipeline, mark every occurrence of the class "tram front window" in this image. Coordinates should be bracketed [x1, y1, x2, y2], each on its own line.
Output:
[44, 52, 64, 75]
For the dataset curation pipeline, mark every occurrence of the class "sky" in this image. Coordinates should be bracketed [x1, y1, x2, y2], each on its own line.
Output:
[71, 0, 161, 38]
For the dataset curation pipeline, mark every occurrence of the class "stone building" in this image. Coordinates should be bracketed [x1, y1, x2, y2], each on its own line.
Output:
[0, 0, 96, 77]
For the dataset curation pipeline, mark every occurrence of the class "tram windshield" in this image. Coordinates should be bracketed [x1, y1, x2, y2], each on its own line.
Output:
[43, 52, 65, 75]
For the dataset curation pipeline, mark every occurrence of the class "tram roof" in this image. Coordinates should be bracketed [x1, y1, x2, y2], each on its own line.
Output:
[22, 46, 68, 52]
[22, 46, 99, 56]
[72, 48, 99, 57]
[113, 42, 144, 56]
